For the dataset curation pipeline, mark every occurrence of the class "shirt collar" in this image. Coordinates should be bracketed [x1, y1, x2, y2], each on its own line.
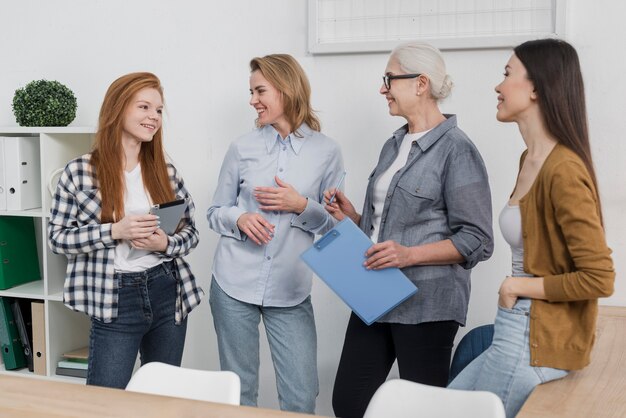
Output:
[263, 124, 311, 155]
[391, 114, 457, 152]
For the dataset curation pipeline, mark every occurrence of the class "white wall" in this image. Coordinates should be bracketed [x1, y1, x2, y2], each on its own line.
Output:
[1, 1, 623, 416]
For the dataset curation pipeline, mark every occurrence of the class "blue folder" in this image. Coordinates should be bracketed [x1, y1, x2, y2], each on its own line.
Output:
[301, 218, 417, 325]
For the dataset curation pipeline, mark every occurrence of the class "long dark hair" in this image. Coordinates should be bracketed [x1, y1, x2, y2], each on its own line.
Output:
[514, 38, 602, 222]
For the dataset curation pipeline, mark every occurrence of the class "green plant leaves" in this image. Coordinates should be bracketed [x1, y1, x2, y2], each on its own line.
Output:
[12, 80, 77, 127]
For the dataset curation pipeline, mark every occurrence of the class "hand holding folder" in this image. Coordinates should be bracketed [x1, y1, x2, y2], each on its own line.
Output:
[301, 219, 417, 325]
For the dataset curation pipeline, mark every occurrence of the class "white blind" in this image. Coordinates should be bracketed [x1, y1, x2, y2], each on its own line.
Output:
[309, 0, 564, 54]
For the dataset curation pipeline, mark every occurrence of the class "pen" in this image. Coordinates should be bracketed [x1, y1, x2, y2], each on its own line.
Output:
[328, 171, 347, 205]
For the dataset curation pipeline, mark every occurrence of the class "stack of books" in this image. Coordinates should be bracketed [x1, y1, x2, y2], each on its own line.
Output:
[56, 346, 88, 379]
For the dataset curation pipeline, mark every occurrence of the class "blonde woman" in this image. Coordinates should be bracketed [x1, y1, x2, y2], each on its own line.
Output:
[207, 54, 344, 413]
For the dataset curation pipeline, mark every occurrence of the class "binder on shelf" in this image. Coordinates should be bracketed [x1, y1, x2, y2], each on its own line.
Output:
[11, 299, 33, 372]
[31, 300, 46, 375]
[0, 136, 41, 211]
[0, 138, 6, 210]
[301, 218, 418, 325]
[0, 297, 27, 370]
[0, 216, 41, 290]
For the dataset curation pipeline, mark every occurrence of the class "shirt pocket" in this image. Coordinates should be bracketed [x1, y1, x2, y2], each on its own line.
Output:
[75, 188, 101, 223]
[395, 176, 439, 201]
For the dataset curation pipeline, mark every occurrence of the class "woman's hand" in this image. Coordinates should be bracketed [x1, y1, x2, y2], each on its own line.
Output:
[131, 228, 169, 252]
[112, 214, 159, 240]
[254, 176, 307, 214]
[364, 240, 413, 270]
[323, 189, 360, 224]
[498, 276, 518, 309]
[237, 212, 275, 245]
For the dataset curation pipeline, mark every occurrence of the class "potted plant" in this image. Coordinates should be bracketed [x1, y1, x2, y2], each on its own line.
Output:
[12, 79, 77, 127]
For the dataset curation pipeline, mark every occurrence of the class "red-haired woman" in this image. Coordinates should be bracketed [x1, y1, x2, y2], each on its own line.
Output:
[49, 72, 203, 389]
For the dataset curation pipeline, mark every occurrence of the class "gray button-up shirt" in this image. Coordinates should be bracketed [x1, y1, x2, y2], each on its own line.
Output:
[361, 115, 493, 325]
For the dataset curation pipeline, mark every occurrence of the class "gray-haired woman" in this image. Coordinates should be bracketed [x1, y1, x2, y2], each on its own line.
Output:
[325, 42, 494, 418]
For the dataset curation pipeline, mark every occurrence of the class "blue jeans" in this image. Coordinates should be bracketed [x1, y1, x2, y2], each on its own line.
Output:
[87, 261, 188, 389]
[209, 278, 318, 413]
[448, 299, 568, 418]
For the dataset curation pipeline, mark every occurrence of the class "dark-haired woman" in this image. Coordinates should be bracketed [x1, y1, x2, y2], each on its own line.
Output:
[448, 39, 615, 418]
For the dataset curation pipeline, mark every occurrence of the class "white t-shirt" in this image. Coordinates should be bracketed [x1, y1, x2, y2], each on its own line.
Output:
[114, 163, 162, 272]
[371, 130, 430, 243]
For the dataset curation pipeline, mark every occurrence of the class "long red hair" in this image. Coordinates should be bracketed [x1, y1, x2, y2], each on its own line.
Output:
[91, 72, 174, 223]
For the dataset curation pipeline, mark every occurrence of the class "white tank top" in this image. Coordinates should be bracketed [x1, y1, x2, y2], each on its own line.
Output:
[498, 203, 533, 277]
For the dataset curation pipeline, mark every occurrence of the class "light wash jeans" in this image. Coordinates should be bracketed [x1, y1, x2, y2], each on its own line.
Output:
[87, 261, 187, 389]
[448, 299, 568, 418]
[209, 278, 318, 413]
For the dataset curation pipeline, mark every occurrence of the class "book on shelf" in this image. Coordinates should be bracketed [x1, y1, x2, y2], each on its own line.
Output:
[63, 346, 88, 361]
[57, 360, 88, 370]
[56, 366, 87, 379]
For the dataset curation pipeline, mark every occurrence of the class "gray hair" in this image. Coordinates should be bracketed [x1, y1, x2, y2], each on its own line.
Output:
[390, 41, 453, 100]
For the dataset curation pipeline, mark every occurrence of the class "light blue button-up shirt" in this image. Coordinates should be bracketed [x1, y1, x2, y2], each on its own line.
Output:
[207, 124, 344, 307]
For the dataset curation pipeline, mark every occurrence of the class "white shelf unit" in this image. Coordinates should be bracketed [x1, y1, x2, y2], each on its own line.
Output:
[0, 127, 95, 382]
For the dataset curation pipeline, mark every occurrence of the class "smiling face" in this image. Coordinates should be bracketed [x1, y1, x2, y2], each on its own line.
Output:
[495, 54, 537, 123]
[122, 87, 163, 143]
[249, 70, 289, 137]
[380, 58, 420, 118]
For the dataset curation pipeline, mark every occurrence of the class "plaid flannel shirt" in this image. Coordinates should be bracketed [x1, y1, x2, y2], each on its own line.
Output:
[48, 154, 203, 324]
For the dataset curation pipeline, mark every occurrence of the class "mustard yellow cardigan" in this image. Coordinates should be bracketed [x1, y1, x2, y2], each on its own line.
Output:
[519, 144, 615, 370]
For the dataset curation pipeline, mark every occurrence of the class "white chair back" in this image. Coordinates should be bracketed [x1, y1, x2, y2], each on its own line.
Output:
[363, 379, 505, 418]
[126, 362, 240, 405]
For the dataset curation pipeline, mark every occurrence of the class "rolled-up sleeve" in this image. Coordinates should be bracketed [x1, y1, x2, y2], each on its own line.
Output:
[444, 149, 494, 269]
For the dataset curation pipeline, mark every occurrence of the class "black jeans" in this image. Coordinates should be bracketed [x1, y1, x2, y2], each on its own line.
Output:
[332, 313, 459, 418]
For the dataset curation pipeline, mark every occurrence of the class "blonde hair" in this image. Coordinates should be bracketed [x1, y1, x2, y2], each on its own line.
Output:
[250, 54, 320, 136]
[90, 72, 174, 223]
[391, 42, 453, 100]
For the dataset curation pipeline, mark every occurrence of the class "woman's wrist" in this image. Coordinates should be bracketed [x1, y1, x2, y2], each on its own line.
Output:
[111, 222, 119, 240]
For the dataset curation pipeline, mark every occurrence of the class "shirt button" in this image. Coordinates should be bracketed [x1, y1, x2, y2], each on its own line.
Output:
[231, 229, 235, 233]
[274, 211, 279, 215]
[302, 221, 307, 225]
[533, 360, 539, 365]
[282, 146, 286, 151]
[266, 256, 271, 260]
[279, 168, 284, 172]
[531, 343, 538, 348]
[386, 195, 391, 199]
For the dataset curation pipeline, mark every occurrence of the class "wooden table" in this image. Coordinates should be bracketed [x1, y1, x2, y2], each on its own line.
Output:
[0, 374, 320, 418]
[518, 306, 626, 418]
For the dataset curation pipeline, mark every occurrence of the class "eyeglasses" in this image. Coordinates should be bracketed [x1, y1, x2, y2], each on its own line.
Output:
[382, 73, 421, 90]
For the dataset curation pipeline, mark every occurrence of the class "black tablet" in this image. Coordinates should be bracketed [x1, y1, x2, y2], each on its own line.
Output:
[149, 198, 188, 235]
